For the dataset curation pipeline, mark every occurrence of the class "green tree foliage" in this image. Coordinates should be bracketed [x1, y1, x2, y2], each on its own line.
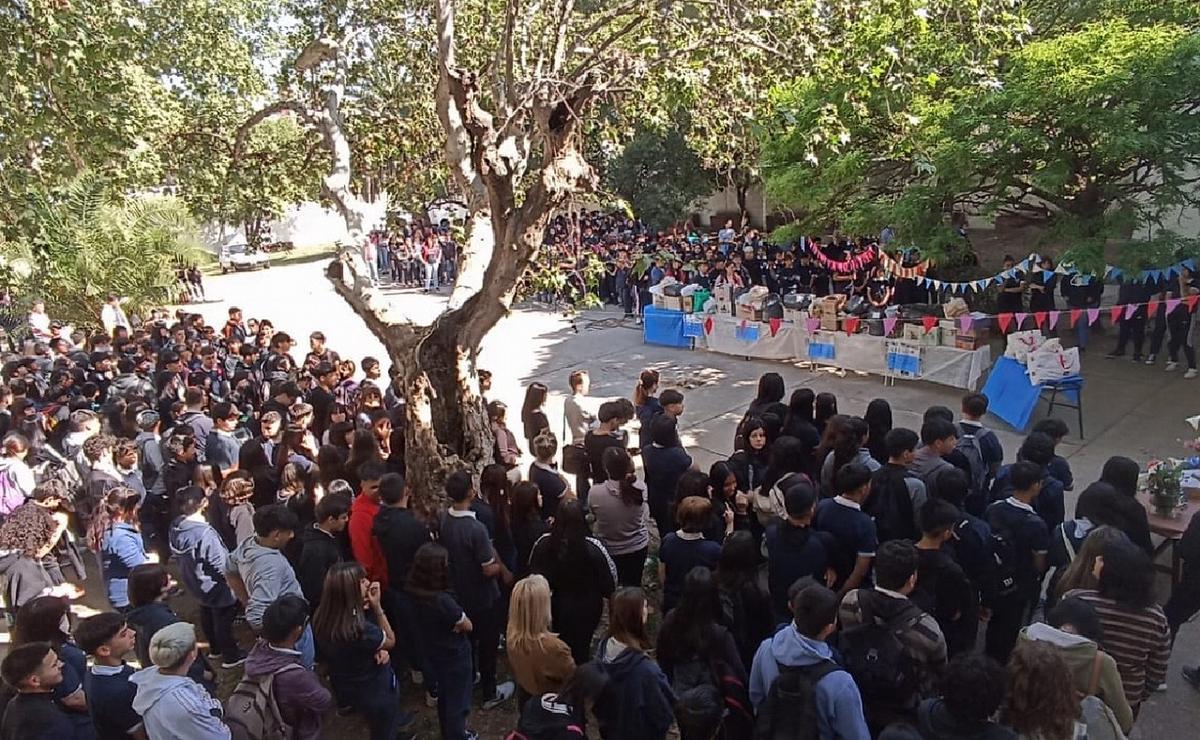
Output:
[606, 126, 714, 230]
[1, 176, 200, 328]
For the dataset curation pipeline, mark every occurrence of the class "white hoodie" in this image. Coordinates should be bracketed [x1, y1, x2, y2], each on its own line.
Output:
[130, 667, 230, 740]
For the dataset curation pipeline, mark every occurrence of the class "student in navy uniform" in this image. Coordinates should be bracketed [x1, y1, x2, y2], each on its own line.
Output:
[657, 496, 722, 614]
[813, 462, 878, 597]
[74, 612, 142, 740]
[984, 461, 1049, 662]
[912, 499, 977, 656]
[990, 433, 1065, 533]
[1030, 418, 1073, 491]
[763, 479, 835, 623]
[0, 642, 78, 740]
[929, 467, 993, 655]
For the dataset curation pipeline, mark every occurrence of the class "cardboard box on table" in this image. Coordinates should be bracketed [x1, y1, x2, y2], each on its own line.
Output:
[939, 319, 959, 347]
[812, 296, 844, 332]
[652, 293, 667, 309]
[783, 308, 807, 325]
[902, 322, 941, 346]
[737, 302, 764, 322]
[662, 295, 686, 312]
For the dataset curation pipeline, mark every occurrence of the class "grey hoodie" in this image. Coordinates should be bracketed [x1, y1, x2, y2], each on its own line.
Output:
[908, 447, 955, 495]
[225, 537, 303, 627]
[130, 667, 230, 740]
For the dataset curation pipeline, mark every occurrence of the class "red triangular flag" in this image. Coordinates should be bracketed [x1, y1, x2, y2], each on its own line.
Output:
[1148, 298, 1161, 317]
[1069, 308, 1082, 328]
[843, 317, 860, 335]
[1188, 294, 1200, 313]
[769, 317, 782, 337]
[1110, 305, 1123, 325]
[703, 317, 714, 335]
[922, 315, 938, 334]
[998, 313, 1013, 333]
[1033, 311, 1047, 329]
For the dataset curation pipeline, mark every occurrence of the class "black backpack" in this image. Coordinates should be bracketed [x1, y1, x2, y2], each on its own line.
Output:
[507, 693, 586, 740]
[985, 507, 1030, 600]
[864, 466, 917, 543]
[837, 599, 923, 711]
[753, 660, 840, 740]
[672, 654, 718, 695]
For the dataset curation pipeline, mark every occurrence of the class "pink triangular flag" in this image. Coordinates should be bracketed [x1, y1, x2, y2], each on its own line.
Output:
[958, 315, 972, 333]
[883, 317, 898, 336]
[805, 318, 821, 333]
[1167, 298, 1182, 315]
[1124, 303, 1138, 320]
[1015, 312, 1028, 329]
[1048, 311, 1060, 330]
[1086, 307, 1100, 326]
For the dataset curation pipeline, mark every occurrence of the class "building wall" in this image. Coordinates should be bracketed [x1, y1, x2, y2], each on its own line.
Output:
[198, 199, 391, 253]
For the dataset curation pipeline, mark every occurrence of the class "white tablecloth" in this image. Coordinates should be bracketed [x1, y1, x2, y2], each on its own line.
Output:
[700, 316, 991, 389]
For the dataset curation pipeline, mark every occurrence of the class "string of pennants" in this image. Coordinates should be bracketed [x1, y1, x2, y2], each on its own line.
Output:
[689, 294, 1200, 340]
[805, 242, 1199, 290]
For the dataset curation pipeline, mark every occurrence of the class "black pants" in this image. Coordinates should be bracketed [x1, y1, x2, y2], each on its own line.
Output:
[611, 547, 648, 588]
[1168, 316, 1196, 369]
[1165, 564, 1200, 639]
[199, 601, 241, 659]
[466, 598, 503, 698]
[1148, 312, 1169, 356]
[553, 594, 604, 666]
[985, 594, 1032, 663]
[1114, 316, 1146, 356]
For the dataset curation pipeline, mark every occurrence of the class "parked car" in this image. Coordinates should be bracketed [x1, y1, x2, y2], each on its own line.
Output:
[218, 243, 271, 273]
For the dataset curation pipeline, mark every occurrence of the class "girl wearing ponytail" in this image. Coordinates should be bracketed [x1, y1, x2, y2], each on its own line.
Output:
[89, 486, 150, 610]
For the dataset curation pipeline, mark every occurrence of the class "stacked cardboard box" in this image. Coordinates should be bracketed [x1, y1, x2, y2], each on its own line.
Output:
[902, 322, 941, 346]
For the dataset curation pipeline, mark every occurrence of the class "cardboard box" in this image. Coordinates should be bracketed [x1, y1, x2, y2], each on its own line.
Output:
[939, 320, 958, 347]
[662, 295, 685, 312]
[955, 335, 986, 351]
[679, 295, 694, 314]
[652, 293, 667, 309]
[737, 303, 763, 322]
[903, 322, 941, 346]
[959, 324, 991, 341]
[784, 308, 807, 325]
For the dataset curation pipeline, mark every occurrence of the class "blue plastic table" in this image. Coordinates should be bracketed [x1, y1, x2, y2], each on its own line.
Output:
[643, 306, 692, 349]
[982, 355, 1083, 434]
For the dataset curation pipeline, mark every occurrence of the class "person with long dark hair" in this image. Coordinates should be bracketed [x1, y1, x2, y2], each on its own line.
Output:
[529, 499, 618, 664]
[510, 481, 548, 581]
[864, 398, 893, 466]
[589, 446, 651, 588]
[1098, 455, 1154, 555]
[709, 460, 752, 535]
[727, 417, 769, 505]
[754, 435, 813, 525]
[633, 369, 662, 449]
[313, 560, 412, 740]
[478, 463, 517, 572]
[715, 530, 774, 669]
[819, 416, 880, 493]
[89, 486, 149, 611]
[733, 373, 786, 451]
[520, 382, 551, 449]
[592, 588, 675, 740]
[813, 392, 839, 436]
[780, 388, 819, 446]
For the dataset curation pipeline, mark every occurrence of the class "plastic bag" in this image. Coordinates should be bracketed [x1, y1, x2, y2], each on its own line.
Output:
[1005, 330, 1046, 364]
[1027, 341, 1080, 384]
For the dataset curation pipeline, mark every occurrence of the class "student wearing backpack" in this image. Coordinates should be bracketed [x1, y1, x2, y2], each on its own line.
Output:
[837, 540, 947, 732]
[1031, 418, 1073, 491]
[912, 500, 977, 656]
[812, 463, 877, 596]
[748, 577, 870, 740]
[510, 662, 610, 740]
[592, 588, 675, 740]
[655, 568, 750, 739]
[908, 419, 959, 504]
[234, 595, 332, 740]
[990, 433, 1065, 533]
[765, 480, 835, 623]
[984, 461, 1050, 663]
[917, 653, 1014, 740]
[864, 428, 927, 543]
[957, 394, 1003, 492]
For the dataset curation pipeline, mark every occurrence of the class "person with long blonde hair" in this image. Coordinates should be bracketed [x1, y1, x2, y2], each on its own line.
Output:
[506, 574, 575, 708]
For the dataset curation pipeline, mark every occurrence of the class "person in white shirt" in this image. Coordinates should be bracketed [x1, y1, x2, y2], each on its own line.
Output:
[100, 294, 130, 336]
[27, 300, 51, 342]
[563, 369, 597, 496]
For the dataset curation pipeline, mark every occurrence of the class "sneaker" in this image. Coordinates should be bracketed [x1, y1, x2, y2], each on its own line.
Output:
[1132, 354, 1143, 362]
[1146, 354, 1157, 365]
[1105, 351, 1124, 359]
[481, 681, 515, 710]
[220, 654, 247, 669]
[1186, 369, 1198, 379]
[1166, 361, 1179, 371]
[1151, 682, 1168, 692]
[1183, 665, 1200, 691]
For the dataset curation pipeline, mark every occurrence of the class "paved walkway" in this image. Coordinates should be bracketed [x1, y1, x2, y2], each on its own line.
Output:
[185, 261, 1200, 737]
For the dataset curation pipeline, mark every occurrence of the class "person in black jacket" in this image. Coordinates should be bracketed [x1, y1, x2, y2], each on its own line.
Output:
[295, 493, 350, 611]
[1107, 277, 1151, 360]
[913, 499, 977, 656]
[726, 418, 769, 502]
[593, 588, 675, 740]
[641, 415, 693, 539]
[1061, 274, 1103, 351]
[1098, 456, 1154, 555]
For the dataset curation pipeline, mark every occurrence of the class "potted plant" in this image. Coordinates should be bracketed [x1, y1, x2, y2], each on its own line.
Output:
[1147, 459, 1185, 518]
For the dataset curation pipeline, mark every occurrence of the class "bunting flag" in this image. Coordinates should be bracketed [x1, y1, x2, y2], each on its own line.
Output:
[808, 243, 878, 274]
[1110, 305, 1123, 324]
[1049, 311, 1061, 330]
[1087, 308, 1100, 326]
[1034, 311, 1047, 329]
[998, 313, 1014, 333]
[1167, 298, 1182, 315]
[1069, 309, 1082, 328]
[921, 315, 938, 334]
[1015, 312, 1028, 329]
[878, 251, 930, 279]
[883, 317, 899, 336]
[843, 317, 861, 335]
[805, 317, 821, 334]
[959, 315, 973, 333]
[704, 317, 714, 335]
[769, 317, 782, 337]
[1125, 303, 1138, 320]
[1188, 295, 1200, 313]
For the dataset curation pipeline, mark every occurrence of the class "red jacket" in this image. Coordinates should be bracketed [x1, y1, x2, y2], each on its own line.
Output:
[349, 495, 388, 586]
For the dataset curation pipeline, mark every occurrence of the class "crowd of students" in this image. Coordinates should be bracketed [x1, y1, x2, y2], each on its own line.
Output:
[1, 294, 1198, 740]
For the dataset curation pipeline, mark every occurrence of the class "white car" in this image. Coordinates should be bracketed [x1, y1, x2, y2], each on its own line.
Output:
[218, 243, 271, 273]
